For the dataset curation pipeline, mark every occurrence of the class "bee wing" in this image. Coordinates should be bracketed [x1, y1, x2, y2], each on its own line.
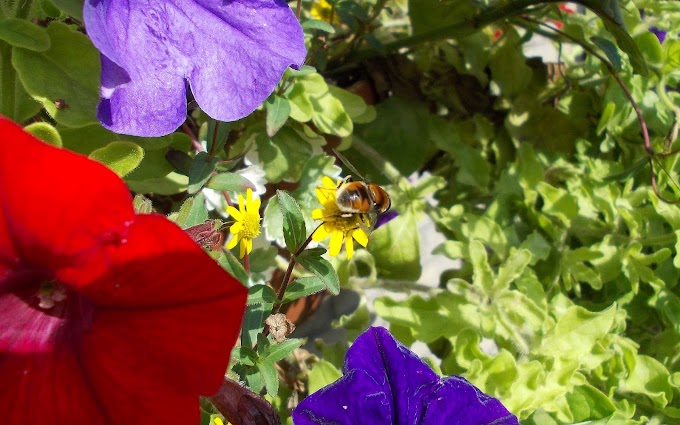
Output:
[332, 149, 367, 182]
[358, 212, 378, 236]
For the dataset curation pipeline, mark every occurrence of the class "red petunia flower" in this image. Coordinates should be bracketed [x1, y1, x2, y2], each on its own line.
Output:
[0, 117, 247, 424]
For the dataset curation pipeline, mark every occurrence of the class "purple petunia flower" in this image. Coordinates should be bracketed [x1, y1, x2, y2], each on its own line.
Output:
[83, 0, 306, 136]
[649, 26, 667, 44]
[293, 327, 519, 425]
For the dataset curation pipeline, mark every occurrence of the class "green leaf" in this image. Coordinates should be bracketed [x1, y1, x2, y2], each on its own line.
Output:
[207, 172, 256, 192]
[247, 284, 277, 305]
[296, 251, 340, 295]
[89, 141, 144, 177]
[353, 96, 437, 182]
[281, 276, 327, 304]
[265, 95, 291, 137]
[0, 18, 50, 51]
[489, 31, 532, 97]
[634, 31, 663, 66]
[277, 190, 306, 253]
[302, 19, 336, 34]
[564, 384, 617, 422]
[132, 194, 153, 214]
[622, 355, 673, 408]
[538, 304, 616, 362]
[175, 192, 208, 229]
[369, 212, 421, 281]
[256, 127, 316, 183]
[218, 250, 249, 286]
[188, 152, 218, 194]
[12, 21, 99, 127]
[265, 338, 302, 363]
[602, 157, 648, 182]
[295, 73, 353, 137]
[591, 36, 622, 70]
[23, 122, 61, 147]
[50, 0, 84, 19]
[165, 147, 194, 176]
[408, 0, 477, 35]
[258, 360, 279, 397]
[241, 303, 272, 348]
[308, 360, 342, 394]
[205, 120, 230, 156]
[40, 0, 64, 18]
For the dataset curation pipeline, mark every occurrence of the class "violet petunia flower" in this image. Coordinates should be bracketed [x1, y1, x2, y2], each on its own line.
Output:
[293, 327, 519, 425]
[649, 27, 667, 44]
[83, 0, 306, 137]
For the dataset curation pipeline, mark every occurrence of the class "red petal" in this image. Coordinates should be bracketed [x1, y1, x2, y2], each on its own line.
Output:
[0, 118, 134, 277]
[79, 296, 242, 424]
[75, 214, 247, 307]
[0, 349, 105, 425]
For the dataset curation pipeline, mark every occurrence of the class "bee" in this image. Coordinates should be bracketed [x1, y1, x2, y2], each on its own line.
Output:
[335, 178, 391, 215]
[331, 149, 391, 226]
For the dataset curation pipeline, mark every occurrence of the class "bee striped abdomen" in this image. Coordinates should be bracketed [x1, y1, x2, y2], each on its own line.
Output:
[336, 182, 373, 213]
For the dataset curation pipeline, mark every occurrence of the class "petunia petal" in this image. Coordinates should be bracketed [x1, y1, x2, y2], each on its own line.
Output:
[292, 369, 392, 425]
[0, 118, 134, 282]
[96, 55, 187, 136]
[344, 327, 439, 425]
[0, 348, 107, 424]
[83, 0, 306, 136]
[80, 296, 244, 424]
[75, 214, 247, 309]
[421, 376, 520, 425]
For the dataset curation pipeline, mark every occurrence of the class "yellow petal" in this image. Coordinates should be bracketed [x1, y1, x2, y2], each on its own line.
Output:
[251, 196, 261, 211]
[226, 234, 240, 249]
[230, 222, 243, 234]
[352, 228, 369, 247]
[246, 188, 253, 204]
[312, 208, 325, 220]
[345, 234, 354, 259]
[238, 194, 245, 214]
[239, 239, 247, 258]
[329, 230, 344, 256]
[227, 206, 242, 221]
[312, 223, 331, 241]
[322, 176, 337, 189]
[246, 238, 253, 255]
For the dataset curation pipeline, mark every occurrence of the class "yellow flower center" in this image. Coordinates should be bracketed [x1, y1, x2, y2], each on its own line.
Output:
[241, 210, 261, 239]
[335, 215, 363, 234]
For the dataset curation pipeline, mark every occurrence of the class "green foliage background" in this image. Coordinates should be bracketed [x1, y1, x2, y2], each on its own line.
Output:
[2, 0, 680, 423]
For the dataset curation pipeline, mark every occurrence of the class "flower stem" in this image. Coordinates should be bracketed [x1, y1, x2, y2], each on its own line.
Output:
[182, 122, 204, 152]
[295, 0, 302, 19]
[271, 228, 319, 315]
[243, 252, 250, 274]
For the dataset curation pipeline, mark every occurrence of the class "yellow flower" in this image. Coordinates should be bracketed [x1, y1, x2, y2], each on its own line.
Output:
[226, 188, 261, 258]
[310, 0, 338, 24]
[311, 176, 370, 259]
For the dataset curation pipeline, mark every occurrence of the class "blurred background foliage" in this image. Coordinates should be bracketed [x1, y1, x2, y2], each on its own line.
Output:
[1, 0, 680, 423]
